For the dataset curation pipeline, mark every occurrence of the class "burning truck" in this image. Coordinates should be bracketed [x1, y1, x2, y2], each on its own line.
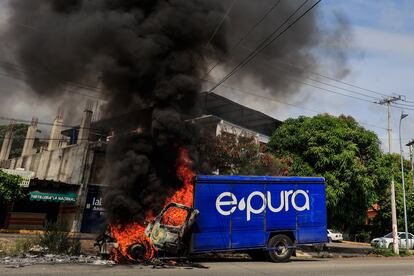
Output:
[100, 170, 327, 263]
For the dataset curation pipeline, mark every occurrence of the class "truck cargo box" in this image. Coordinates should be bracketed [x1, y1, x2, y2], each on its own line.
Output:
[190, 176, 327, 261]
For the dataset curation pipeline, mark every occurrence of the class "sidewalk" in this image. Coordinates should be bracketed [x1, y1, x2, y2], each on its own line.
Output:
[297, 241, 371, 258]
[0, 229, 97, 240]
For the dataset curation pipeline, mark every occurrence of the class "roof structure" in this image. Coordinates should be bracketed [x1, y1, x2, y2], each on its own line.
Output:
[61, 92, 282, 140]
[197, 92, 281, 136]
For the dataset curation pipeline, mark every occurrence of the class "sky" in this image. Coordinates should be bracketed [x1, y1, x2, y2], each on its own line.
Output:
[0, 0, 414, 155]
[212, 0, 414, 156]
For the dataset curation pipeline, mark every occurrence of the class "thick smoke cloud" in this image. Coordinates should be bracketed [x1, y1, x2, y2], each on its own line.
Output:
[4, 0, 227, 223]
[2, 0, 350, 224]
[214, 0, 351, 96]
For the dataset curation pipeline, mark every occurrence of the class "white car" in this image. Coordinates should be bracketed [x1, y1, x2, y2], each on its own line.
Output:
[327, 229, 343, 242]
[371, 232, 414, 249]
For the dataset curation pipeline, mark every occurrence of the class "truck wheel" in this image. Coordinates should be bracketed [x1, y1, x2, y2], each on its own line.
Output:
[267, 234, 293, 262]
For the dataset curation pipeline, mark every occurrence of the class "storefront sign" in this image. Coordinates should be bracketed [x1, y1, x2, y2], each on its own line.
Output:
[29, 191, 77, 203]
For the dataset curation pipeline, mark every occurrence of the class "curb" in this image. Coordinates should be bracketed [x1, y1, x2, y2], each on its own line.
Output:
[0, 230, 97, 240]
[0, 229, 44, 235]
[342, 241, 371, 247]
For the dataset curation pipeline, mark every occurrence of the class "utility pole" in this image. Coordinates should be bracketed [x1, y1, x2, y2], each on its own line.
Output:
[399, 112, 409, 250]
[378, 95, 403, 255]
[407, 139, 414, 191]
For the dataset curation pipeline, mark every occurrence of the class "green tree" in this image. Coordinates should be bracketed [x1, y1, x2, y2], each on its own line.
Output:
[268, 114, 383, 235]
[198, 132, 288, 176]
[370, 153, 414, 237]
[0, 170, 24, 202]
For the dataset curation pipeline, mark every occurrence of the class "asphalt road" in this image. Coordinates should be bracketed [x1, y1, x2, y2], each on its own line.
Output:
[1, 257, 414, 276]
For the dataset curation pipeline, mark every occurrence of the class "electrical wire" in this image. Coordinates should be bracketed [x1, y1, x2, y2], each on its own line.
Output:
[206, 0, 282, 75]
[0, 60, 104, 93]
[202, 78, 387, 131]
[0, 115, 105, 133]
[261, 58, 391, 98]
[205, 0, 239, 49]
[0, 69, 106, 100]
[209, 0, 321, 93]
[235, 53, 378, 101]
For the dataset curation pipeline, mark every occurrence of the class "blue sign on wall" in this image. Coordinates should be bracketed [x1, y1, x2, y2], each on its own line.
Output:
[81, 185, 107, 233]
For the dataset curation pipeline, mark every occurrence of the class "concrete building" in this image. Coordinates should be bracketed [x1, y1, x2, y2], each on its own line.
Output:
[0, 122, 15, 161]
[21, 118, 38, 157]
[0, 93, 281, 233]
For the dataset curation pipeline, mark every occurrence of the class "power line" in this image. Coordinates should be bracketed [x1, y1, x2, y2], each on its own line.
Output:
[206, 0, 282, 75]
[0, 67, 106, 100]
[209, 0, 321, 93]
[393, 102, 414, 109]
[0, 60, 103, 93]
[202, 78, 387, 131]
[392, 104, 414, 112]
[0, 136, 99, 141]
[0, 115, 105, 133]
[235, 53, 378, 102]
[265, 58, 391, 98]
[205, 0, 239, 49]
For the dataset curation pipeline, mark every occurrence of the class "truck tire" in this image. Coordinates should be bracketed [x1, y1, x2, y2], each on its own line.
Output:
[267, 234, 293, 262]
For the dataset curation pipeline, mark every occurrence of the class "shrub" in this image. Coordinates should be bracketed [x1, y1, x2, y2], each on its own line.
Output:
[40, 221, 70, 254]
[0, 238, 38, 256]
[68, 238, 81, 256]
[369, 245, 412, 257]
[369, 246, 395, 257]
[39, 221, 81, 255]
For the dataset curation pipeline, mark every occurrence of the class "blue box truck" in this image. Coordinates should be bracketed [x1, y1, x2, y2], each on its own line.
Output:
[144, 175, 327, 262]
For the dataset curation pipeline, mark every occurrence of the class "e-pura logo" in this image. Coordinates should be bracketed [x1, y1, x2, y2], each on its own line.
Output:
[215, 190, 310, 221]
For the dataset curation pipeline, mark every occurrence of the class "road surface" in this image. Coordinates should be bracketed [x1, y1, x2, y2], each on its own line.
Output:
[1, 257, 413, 276]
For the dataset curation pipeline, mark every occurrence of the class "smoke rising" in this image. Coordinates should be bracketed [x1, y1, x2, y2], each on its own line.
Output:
[213, 0, 352, 97]
[2, 0, 351, 224]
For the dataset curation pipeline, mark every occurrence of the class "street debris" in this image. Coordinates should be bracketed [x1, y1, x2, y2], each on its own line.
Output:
[0, 254, 115, 268]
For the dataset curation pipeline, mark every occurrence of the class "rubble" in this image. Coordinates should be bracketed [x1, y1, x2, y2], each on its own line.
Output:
[0, 254, 115, 268]
[28, 245, 48, 254]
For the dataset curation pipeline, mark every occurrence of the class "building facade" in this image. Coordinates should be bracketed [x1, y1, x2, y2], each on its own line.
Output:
[0, 93, 281, 233]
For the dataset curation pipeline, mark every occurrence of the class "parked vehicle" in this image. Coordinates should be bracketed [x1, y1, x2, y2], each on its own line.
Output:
[371, 232, 414, 249]
[145, 175, 328, 262]
[327, 229, 343, 242]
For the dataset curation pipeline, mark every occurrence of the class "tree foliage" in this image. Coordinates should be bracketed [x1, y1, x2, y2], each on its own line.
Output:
[370, 154, 414, 237]
[198, 131, 288, 176]
[268, 114, 383, 234]
[0, 170, 24, 202]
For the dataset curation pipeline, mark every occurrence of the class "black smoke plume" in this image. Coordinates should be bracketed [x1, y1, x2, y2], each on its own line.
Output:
[215, 0, 351, 97]
[3, 0, 350, 223]
[4, 0, 227, 223]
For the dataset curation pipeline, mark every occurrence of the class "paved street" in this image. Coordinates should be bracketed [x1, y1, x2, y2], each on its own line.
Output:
[1, 257, 413, 276]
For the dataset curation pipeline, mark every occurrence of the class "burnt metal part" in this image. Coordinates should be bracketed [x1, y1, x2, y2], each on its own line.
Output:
[145, 202, 199, 256]
[94, 230, 116, 259]
[128, 243, 147, 260]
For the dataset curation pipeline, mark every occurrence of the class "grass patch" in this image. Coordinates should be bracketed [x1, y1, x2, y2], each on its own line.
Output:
[369, 245, 412, 257]
[0, 238, 38, 256]
[369, 246, 396, 257]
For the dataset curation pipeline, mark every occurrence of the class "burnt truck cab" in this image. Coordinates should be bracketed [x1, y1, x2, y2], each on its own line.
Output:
[144, 203, 199, 256]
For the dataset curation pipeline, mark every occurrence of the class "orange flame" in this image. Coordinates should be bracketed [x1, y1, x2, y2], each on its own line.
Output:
[110, 222, 155, 262]
[110, 147, 195, 262]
